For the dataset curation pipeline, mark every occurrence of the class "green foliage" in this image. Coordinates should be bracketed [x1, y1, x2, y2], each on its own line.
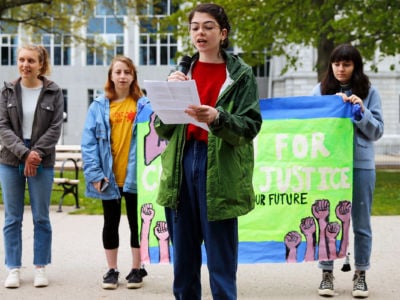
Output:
[0, 0, 94, 40]
[0, 0, 148, 45]
[2, 1, 399, 78]
[164, 0, 400, 79]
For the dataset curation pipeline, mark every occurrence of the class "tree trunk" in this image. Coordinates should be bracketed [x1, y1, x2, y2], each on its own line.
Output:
[316, 38, 335, 82]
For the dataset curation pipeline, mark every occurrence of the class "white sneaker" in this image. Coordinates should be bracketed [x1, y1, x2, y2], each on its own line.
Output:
[34, 267, 49, 287]
[4, 268, 20, 288]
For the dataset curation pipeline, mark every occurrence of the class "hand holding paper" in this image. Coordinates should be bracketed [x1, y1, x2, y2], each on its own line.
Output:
[185, 104, 219, 125]
[143, 80, 209, 131]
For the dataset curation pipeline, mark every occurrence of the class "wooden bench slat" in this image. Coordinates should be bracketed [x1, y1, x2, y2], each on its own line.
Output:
[67, 179, 80, 185]
[56, 145, 81, 151]
[53, 178, 68, 184]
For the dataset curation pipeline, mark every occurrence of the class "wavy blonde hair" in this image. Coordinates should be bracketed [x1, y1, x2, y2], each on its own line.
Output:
[18, 44, 51, 76]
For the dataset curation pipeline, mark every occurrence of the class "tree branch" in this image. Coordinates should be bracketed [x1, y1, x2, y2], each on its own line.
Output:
[1, 0, 52, 10]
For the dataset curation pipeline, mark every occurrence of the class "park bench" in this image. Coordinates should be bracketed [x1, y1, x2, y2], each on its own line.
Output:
[54, 145, 82, 212]
[0, 144, 82, 212]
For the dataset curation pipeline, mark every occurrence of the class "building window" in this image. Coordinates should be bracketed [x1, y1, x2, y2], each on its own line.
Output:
[138, 0, 178, 66]
[236, 52, 270, 78]
[95, 0, 127, 16]
[0, 21, 18, 66]
[0, 35, 18, 65]
[138, 0, 176, 15]
[87, 89, 103, 107]
[86, 34, 124, 66]
[86, 0, 125, 66]
[252, 60, 270, 78]
[42, 34, 72, 66]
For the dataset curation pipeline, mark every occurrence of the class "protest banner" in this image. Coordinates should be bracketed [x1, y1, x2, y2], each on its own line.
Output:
[137, 95, 353, 264]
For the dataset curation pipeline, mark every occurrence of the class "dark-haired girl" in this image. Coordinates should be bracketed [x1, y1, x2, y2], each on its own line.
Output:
[312, 44, 384, 298]
[154, 3, 262, 300]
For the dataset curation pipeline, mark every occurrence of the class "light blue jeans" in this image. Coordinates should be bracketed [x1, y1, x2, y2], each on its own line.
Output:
[319, 168, 375, 271]
[0, 163, 54, 268]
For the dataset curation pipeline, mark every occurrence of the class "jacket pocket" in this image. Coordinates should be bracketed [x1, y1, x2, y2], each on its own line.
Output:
[37, 101, 56, 127]
[95, 123, 108, 140]
[40, 101, 55, 112]
[355, 135, 372, 162]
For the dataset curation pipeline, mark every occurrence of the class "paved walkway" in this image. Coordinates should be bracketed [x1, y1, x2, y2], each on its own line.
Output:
[0, 206, 399, 299]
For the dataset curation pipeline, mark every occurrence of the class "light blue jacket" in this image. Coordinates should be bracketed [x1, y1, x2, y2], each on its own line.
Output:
[81, 94, 152, 200]
[312, 84, 384, 169]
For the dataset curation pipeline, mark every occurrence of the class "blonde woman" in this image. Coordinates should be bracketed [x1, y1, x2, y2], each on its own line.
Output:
[0, 44, 64, 288]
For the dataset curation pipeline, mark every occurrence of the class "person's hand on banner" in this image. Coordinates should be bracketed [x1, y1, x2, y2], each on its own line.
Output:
[351, 103, 364, 121]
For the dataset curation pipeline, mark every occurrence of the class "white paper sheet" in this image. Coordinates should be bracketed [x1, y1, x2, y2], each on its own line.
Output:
[143, 80, 209, 131]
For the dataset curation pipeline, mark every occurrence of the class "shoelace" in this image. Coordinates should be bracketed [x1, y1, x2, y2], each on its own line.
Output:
[321, 273, 334, 288]
[353, 274, 366, 290]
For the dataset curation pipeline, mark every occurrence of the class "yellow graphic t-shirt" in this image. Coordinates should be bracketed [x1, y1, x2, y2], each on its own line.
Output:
[109, 96, 137, 187]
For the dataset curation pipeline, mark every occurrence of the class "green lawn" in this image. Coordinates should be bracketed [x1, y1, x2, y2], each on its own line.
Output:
[0, 169, 399, 216]
[372, 169, 400, 215]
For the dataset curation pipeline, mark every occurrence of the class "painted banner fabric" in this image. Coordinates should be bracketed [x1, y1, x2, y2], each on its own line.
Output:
[137, 95, 354, 264]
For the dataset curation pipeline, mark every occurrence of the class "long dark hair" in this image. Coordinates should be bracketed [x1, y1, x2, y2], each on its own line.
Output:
[320, 44, 370, 99]
[188, 3, 231, 49]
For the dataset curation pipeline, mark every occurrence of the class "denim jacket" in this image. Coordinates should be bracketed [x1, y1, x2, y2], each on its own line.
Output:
[81, 94, 152, 200]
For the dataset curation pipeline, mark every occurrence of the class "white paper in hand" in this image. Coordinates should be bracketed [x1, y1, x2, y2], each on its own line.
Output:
[143, 80, 209, 131]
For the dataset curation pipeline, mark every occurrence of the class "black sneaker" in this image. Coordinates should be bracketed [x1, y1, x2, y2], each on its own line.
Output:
[352, 271, 369, 298]
[125, 268, 147, 289]
[102, 269, 119, 290]
[318, 271, 334, 296]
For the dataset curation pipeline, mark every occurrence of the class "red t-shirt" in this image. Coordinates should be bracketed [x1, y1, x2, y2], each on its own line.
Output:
[187, 60, 226, 142]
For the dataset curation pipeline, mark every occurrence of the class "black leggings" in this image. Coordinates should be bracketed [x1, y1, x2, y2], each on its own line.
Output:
[102, 190, 139, 249]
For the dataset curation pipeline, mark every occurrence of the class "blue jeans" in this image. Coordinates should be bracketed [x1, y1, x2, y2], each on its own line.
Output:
[319, 168, 375, 271]
[165, 140, 238, 300]
[0, 163, 54, 268]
